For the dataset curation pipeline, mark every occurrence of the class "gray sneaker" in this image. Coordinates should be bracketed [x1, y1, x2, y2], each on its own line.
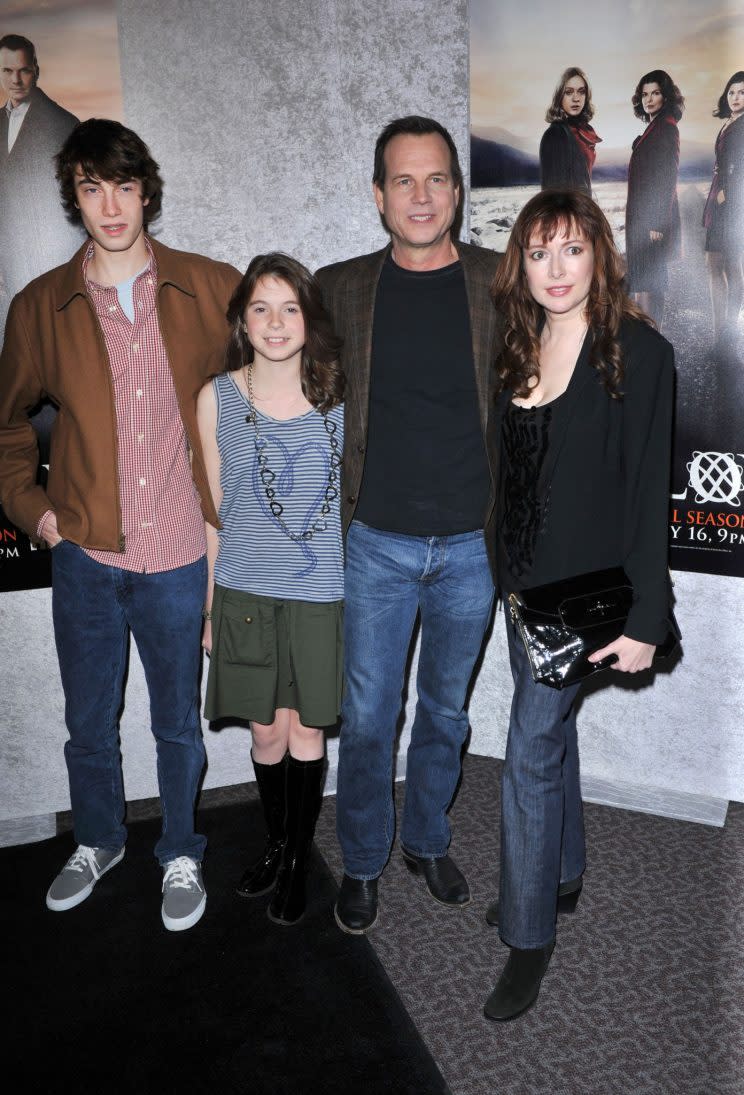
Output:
[161, 856, 206, 932]
[46, 845, 125, 911]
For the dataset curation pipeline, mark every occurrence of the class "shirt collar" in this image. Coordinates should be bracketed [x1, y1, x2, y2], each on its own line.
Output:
[5, 97, 31, 119]
[83, 236, 157, 295]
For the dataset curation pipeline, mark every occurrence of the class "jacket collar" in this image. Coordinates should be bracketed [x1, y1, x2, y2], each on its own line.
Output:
[55, 234, 195, 311]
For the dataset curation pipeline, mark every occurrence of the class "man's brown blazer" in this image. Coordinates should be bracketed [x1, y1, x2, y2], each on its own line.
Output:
[316, 240, 503, 537]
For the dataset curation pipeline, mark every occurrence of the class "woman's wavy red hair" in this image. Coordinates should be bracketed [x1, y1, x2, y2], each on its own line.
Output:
[490, 190, 650, 399]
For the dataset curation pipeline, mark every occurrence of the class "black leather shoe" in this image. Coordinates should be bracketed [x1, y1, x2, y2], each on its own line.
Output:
[485, 876, 583, 927]
[401, 850, 471, 907]
[483, 943, 555, 1022]
[334, 874, 378, 934]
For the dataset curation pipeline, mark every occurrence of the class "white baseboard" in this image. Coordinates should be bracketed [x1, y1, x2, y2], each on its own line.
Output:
[579, 775, 728, 827]
[0, 813, 57, 847]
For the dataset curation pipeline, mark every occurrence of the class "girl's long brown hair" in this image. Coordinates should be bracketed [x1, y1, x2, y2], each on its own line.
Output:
[490, 190, 650, 400]
[225, 252, 344, 412]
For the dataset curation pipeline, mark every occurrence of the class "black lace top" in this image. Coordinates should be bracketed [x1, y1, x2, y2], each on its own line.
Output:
[498, 396, 564, 591]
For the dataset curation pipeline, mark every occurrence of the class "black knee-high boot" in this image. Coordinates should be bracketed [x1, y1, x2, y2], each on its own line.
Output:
[236, 754, 287, 897]
[267, 754, 325, 926]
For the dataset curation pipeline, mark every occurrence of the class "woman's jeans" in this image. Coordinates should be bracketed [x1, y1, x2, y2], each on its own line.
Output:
[499, 612, 585, 948]
[337, 521, 495, 879]
[51, 543, 208, 866]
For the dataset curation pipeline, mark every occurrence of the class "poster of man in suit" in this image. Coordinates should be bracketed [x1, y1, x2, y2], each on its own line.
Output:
[469, 0, 744, 578]
[0, 1, 122, 591]
[0, 33, 82, 332]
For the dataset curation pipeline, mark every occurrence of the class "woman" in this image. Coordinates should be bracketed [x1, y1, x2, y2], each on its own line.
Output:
[197, 253, 344, 926]
[539, 67, 601, 195]
[483, 190, 675, 1021]
[625, 69, 684, 327]
[703, 71, 744, 347]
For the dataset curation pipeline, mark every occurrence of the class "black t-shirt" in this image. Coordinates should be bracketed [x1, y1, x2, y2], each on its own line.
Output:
[354, 254, 490, 536]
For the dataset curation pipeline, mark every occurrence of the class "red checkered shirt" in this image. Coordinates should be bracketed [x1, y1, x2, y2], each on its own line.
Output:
[80, 241, 206, 573]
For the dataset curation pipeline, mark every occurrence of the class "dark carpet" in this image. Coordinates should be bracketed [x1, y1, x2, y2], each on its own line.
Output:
[315, 755, 744, 1095]
[8, 756, 743, 1095]
[4, 800, 450, 1095]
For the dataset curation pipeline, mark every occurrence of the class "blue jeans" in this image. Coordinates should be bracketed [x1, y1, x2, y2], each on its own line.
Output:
[337, 521, 495, 879]
[51, 543, 207, 865]
[499, 613, 585, 948]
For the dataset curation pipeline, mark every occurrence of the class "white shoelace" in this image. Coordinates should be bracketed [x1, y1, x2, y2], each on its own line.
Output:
[65, 845, 102, 880]
[162, 856, 202, 892]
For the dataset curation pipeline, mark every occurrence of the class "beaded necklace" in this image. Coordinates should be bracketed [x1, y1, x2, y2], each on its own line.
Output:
[244, 363, 341, 543]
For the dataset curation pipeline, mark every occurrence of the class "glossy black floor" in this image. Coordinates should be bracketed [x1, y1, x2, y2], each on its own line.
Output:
[4, 798, 449, 1095]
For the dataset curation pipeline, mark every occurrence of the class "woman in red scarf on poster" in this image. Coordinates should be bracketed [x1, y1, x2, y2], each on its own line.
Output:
[539, 67, 601, 196]
[703, 71, 744, 352]
[625, 69, 684, 328]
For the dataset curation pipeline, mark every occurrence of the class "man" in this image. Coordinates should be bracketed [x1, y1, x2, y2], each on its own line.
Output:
[0, 119, 240, 930]
[0, 34, 82, 328]
[317, 116, 503, 933]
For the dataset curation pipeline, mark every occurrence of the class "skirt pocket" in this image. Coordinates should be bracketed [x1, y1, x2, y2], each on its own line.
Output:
[219, 592, 276, 669]
[204, 586, 279, 723]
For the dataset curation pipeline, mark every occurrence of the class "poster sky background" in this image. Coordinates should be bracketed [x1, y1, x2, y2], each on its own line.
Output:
[471, 2, 743, 168]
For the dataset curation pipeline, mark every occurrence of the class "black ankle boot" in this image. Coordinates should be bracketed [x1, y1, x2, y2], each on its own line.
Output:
[483, 942, 555, 1021]
[236, 754, 287, 898]
[267, 755, 325, 926]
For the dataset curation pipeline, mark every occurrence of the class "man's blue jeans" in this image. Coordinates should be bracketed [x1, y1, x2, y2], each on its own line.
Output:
[337, 521, 495, 879]
[51, 542, 207, 865]
[499, 614, 585, 948]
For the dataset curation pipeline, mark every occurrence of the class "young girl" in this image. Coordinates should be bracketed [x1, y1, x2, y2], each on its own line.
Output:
[197, 253, 344, 926]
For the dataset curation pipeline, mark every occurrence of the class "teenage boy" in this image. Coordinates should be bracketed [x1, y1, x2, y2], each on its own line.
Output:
[0, 119, 240, 930]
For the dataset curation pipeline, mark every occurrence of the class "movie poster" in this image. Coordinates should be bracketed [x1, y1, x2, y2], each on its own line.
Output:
[470, 0, 744, 577]
[0, 0, 122, 591]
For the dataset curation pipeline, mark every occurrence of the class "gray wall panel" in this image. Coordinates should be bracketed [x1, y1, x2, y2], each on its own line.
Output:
[118, 0, 468, 269]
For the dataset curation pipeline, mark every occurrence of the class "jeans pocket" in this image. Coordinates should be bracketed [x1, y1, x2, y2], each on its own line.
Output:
[219, 595, 276, 668]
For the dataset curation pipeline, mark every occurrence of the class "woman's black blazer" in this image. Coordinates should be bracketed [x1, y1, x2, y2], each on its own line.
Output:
[485, 317, 675, 645]
[719, 114, 744, 248]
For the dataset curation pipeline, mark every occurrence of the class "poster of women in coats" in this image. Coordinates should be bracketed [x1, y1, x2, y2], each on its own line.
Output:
[0, 1, 122, 593]
[470, 0, 744, 579]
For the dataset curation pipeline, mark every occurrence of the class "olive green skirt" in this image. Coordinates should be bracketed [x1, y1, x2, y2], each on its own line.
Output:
[204, 585, 343, 727]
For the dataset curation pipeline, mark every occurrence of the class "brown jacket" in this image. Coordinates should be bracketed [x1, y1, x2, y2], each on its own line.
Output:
[0, 237, 240, 549]
[316, 241, 503, 536]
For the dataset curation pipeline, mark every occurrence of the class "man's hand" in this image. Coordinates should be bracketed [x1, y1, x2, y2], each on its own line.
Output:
[39, 511, 63, 547]
[588, 635, 656, 673]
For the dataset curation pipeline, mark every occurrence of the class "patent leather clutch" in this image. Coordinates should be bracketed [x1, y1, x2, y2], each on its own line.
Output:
[508, 566, 680, 689]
